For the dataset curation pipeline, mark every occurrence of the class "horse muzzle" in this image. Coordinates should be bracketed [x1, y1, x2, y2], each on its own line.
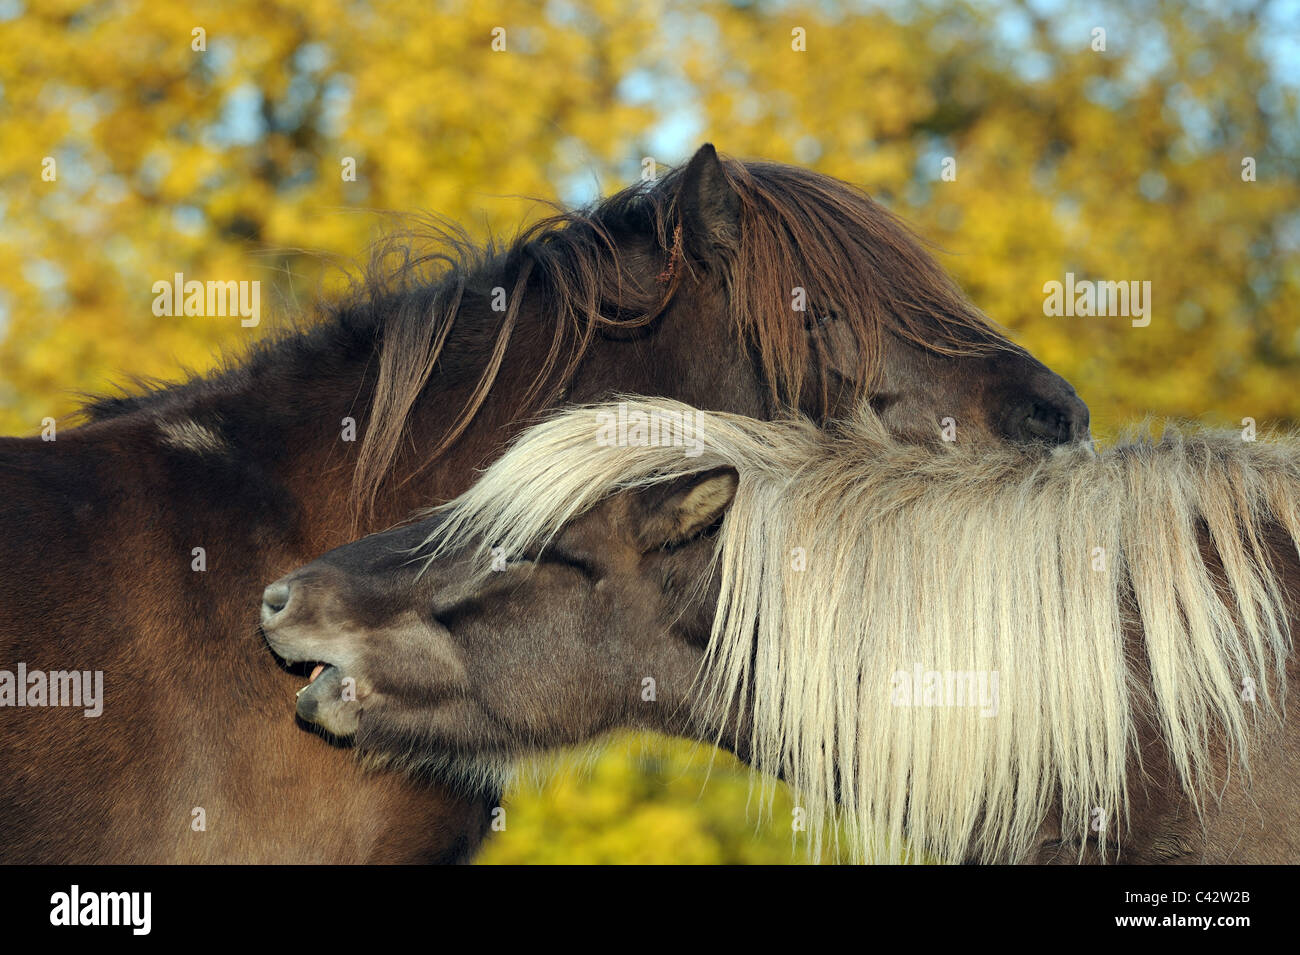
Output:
[261, 575, 366, 738]
[294, 663, 360, 738]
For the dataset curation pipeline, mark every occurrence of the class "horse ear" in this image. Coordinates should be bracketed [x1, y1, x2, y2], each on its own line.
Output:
[637, 468, 739, 551]
[677, 144, 741, 252]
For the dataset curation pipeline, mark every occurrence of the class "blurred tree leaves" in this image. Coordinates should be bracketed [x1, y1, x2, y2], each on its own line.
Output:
[0, 0, 661, 423]
[2, 0, 1296, 862]
[479, 735, 817, 864]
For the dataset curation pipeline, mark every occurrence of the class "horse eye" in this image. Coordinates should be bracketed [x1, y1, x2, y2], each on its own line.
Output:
[542, 548, 596, 579]
[804, 308, 839, 330]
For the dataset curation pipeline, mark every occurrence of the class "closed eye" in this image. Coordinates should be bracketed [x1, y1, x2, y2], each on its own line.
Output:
[510, 541, 597, 579]
[804, 307, 840, 330]
[540, 548, 597, 579]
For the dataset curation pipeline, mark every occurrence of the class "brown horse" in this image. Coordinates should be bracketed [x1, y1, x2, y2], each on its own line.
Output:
[261, 400, 1299, 864]
[1, 146, 1087, 863]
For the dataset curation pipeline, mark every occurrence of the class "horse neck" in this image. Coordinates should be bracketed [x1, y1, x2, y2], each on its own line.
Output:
[59, 346, 401, 562]
[76, 267, 763, 557]
[126, 317, 563, 556]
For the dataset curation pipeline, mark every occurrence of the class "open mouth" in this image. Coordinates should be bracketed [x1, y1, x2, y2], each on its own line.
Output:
[262, 632, 361, 737]
[287, 657, 345, 710]
[295, 662, 338, 698]
[293, 661, 360, 738]
[263, 634, 337, 687]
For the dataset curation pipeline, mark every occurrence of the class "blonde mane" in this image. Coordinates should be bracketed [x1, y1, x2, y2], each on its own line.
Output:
[422, 399, 1296, 863]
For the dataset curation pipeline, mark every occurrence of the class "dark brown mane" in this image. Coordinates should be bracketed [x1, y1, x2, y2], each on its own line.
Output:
[351, 156, 1007, 521]
[80, 154, 1007, 524]
[714, 160, 1007, 398]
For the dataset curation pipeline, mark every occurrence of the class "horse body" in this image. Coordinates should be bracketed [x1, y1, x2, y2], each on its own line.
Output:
[1030, 669, 1300, 864]
[0, 382, 490, 862]
[1031, 520, 1300, 865]
[262, 401, 1300, 864]
[1, 146, 1088, 862]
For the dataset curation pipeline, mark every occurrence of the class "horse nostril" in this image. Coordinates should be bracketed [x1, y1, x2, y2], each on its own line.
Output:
[261, 581, 292, 622]
[1014, 397, 1090, 446]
